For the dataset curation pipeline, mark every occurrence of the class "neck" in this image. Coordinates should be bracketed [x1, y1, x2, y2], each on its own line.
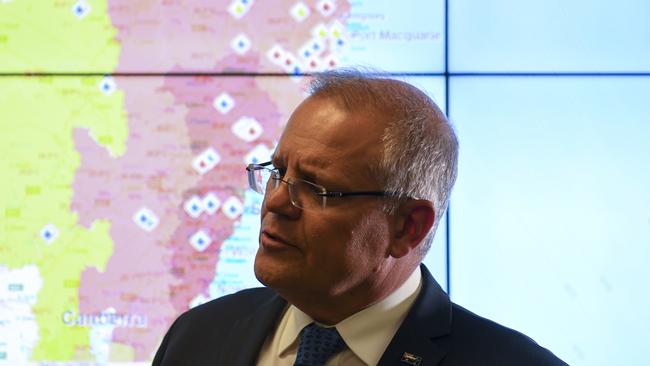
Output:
[277, 264, 418, 325]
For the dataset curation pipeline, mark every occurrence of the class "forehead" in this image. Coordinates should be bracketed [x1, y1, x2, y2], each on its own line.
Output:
[273, 96, 385, 184]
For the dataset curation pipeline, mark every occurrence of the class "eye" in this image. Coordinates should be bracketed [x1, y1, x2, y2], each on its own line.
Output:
[273, 167, 287, 178]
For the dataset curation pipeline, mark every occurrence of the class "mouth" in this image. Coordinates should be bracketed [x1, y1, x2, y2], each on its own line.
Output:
[260, 230, 296, 250]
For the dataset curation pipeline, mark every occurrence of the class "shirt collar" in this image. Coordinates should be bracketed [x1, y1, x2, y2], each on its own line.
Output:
[278, 268, 422, 365]
[277, 304, 313, 357]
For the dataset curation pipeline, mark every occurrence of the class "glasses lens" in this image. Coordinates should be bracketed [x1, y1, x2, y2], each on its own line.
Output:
[290, 179, 326, 210]
[248, 166, 326, 211]
[248, 167, 271, 194]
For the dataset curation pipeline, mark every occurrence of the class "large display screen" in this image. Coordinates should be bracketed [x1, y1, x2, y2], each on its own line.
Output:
[1, 1, 647, 365]
[449, 0, 650, 72]
[449, 76, 650, 366]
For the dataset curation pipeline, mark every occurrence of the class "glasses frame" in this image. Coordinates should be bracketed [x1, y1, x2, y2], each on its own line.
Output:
[246, 161, 393, 210]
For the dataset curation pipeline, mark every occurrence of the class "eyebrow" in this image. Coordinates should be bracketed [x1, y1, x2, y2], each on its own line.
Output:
[270, 153, 330, 180]
[271, 151, 330, 168]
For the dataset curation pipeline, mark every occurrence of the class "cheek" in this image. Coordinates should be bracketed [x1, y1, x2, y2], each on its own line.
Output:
[305, 210, 388, 265]
[302, 216, 351, 261]
[349, 211, 390, 258]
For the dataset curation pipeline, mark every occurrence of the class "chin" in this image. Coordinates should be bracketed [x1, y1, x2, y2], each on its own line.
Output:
[254, 252, 285, 288]
[254, 253, 304, 292]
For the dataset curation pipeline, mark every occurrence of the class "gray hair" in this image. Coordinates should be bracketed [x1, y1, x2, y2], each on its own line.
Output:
[309, 68, 458, 254]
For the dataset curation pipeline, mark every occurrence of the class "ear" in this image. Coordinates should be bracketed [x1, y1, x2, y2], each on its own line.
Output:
[390, 200, 436, 258]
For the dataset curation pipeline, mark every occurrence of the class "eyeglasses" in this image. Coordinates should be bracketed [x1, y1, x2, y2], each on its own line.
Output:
[246, 161, 393, 211]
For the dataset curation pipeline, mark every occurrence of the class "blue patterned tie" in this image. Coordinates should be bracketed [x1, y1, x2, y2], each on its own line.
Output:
[294, 323, 347, 366]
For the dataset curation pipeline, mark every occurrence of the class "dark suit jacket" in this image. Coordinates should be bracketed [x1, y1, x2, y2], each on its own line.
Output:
[153, 265, 568, 365]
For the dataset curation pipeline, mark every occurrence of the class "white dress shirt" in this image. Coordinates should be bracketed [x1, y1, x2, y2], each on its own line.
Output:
[256, 268, 422, 366]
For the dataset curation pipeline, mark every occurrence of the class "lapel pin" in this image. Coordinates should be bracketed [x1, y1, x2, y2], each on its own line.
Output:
[401, 352, 422, 366]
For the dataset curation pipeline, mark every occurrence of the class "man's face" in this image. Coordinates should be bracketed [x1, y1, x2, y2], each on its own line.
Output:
[254, 96, 394, 299]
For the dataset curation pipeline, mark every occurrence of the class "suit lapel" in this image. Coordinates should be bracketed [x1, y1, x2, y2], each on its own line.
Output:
[377, 265, 452, 366]
[218, 266, 451, 366]
[219, 291, 287, 366]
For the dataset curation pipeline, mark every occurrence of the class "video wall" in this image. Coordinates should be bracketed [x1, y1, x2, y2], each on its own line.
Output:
[1, 0, 648, 365]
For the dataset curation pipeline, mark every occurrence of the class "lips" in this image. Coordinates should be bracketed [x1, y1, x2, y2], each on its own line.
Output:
[260, 230, 296, 250]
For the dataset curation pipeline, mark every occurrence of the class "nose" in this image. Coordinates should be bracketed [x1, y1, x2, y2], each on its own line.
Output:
[263, 179, 301, 219]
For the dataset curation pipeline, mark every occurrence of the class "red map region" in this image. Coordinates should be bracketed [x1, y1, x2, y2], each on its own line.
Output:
[107, 0, 351, 72]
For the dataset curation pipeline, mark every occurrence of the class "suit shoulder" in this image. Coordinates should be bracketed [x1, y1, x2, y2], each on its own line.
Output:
[152, 287, 284, 365]
[178, 287, 278, 324]
[445, 303, 568, 366]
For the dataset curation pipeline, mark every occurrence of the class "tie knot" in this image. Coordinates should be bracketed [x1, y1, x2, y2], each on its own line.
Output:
[294, 323, 347, 366]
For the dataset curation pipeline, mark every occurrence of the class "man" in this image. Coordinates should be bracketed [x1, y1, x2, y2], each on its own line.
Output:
[153, 70, 568, 365]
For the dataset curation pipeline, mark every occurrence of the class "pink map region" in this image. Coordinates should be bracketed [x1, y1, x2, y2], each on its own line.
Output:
[161, 73, 283, 313]
[73, 74, 301, 359]
[72, 0, 350, 360]
[108, 0, 351, 72]
[73, 77, 200, 359]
